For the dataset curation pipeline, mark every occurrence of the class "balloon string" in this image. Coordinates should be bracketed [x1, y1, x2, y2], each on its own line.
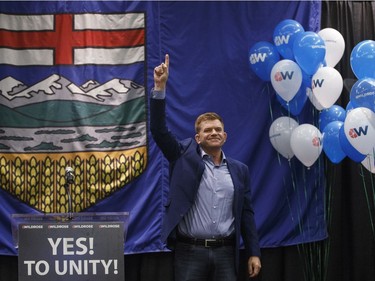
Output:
[290, 160, 311, 281]
[295, 157, 329, 281]
[315, 156, 333, 281]
[286, 102, 290, 118]
[290, 153, 307, 280]
[271, 80, 328, 280]
[283, 162, 294, 226]
[359, 164, 375, 239]
[265, 82, 281, 163]
[264, 82, 275, 122]
[289, 159, 307, 240]
[266, 82, 286, 164]
[370, 148, 375, 215]
[322, 158, 335, 281]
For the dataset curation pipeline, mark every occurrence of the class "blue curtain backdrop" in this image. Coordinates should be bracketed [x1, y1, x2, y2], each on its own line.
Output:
[0, 1, 325, 256]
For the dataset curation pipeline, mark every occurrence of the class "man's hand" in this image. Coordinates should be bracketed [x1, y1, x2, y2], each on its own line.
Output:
[248, 256, 261, 278]
[154, 54, 169, 91]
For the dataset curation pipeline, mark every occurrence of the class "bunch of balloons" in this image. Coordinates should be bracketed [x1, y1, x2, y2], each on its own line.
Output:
[249, 19, 345, 113]
[269, 102, 375, 172]
[269, 116, 322, 168]
[345, 40, 375, 173]
[250, 19, 375, 173]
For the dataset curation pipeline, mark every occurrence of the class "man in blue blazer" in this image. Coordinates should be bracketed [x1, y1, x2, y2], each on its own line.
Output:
[150, 54, 261, 281]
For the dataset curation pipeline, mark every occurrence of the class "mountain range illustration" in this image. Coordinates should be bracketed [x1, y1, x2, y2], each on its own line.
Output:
[0, 74, 144, 108]
[0, 74, 145, 126]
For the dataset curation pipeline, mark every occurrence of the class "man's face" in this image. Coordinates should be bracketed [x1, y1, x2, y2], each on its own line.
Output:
[195, 119, 227, 150]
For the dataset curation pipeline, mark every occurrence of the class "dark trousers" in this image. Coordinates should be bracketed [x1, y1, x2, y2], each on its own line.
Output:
[174, 241, 237, 281]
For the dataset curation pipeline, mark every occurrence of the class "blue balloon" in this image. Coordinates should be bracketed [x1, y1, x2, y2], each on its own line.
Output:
[277, 85, 308, 116]
[249, 41, 280, 81]
[273, 19, 305, 60]
[293, 31, 326, 75]
[350, 40, 375, 79]
[346, 101, 356, 113]
[319, 105, 346, 131]
[350, 78, 375, 112]
[323, 121, 346, 163]
[338, 125, 366, 163]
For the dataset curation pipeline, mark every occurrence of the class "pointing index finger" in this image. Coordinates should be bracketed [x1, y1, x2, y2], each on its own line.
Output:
[164, 54, 169, 68]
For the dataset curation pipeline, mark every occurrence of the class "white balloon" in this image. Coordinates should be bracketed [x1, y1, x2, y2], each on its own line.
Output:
[361, 148, 375, 174]
[318, 28, 345, 67]
[312, 66, 343, 109]
[271, 59, 302, 102]
[269, 116, 299, 160]
[344, 107, 375, 155]
[307, 87, 325, 111]
[290, 124, 323, 167]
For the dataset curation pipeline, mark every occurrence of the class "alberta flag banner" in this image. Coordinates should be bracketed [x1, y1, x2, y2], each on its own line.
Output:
[0, 8, 146, 213]
[0, 1, 160, 254]
[0, 1, 326, 256]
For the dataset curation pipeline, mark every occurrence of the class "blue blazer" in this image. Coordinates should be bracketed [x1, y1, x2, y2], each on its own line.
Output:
[150, 98, 261, 270]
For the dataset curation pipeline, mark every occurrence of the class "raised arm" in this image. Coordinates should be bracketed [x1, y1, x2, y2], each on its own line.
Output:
[150, 54, 182, 162]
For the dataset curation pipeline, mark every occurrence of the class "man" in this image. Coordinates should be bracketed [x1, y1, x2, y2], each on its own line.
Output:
[150, 54, 261, 280]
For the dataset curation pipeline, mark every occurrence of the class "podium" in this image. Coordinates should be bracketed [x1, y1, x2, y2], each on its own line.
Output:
[11, 212, 129, 281]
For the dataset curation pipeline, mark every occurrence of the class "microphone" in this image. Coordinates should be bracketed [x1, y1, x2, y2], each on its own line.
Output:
[65, 167, 74, 220]
[65, 167, 75, 184]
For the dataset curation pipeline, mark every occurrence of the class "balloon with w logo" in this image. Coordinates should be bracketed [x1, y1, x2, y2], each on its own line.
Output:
[343, 107, 375, 155]
[339, 125, 366, 162]
[270, 59, 302, 102]
[248, 41, 280, 81]
[273, 19, 305, 60]
[311, 66, 343, 109]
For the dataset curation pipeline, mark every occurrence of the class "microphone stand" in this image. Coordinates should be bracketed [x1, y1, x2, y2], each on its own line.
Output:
[65, 173, 74, 220]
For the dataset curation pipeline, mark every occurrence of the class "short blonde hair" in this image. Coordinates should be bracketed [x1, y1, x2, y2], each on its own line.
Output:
[194, 112, 224, 133]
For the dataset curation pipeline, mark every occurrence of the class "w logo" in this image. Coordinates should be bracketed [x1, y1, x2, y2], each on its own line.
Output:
[249, 53, 267, 64]
[312, 79, 325, 89]
[274, 71, 294, 82]
[274, 35, 290, 46]
[349, 126, 368, 138]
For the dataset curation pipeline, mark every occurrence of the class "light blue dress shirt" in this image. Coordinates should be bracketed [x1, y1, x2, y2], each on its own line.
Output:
[178, 150, 235, 239]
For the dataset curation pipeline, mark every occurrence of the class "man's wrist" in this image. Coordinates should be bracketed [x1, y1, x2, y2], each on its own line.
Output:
[151, 88, 166, 99]
[154, 85, 165, 91]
